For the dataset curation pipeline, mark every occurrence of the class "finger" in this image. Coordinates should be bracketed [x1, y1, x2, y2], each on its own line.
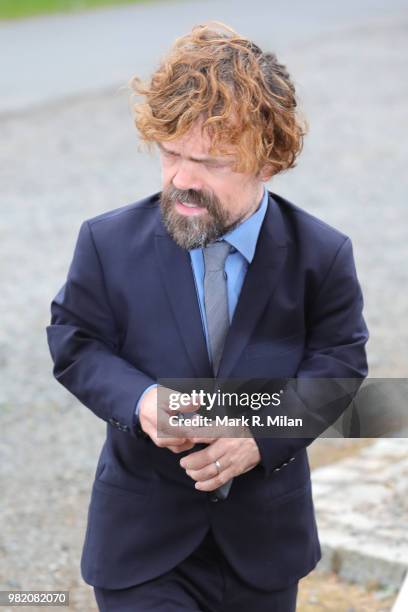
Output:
[176, 399, 202, 414]
[194, 467, 235, 492]
[174, 423, 214, 440]
[159, 407, 201, 437]
[155, 436, 189, 447]
[168, 441, 196, 453]
[189, 436, 215, 444]
[189, 424, 234, 441]
[179, 438, 225, 471]
[163, 402, 198, 416]
[161, 389, 202, 415]
[186, 455, 231, 483]
[179, 447, 212, 470]
[157, 412, 192, 437]
[157, 415, 207, 441]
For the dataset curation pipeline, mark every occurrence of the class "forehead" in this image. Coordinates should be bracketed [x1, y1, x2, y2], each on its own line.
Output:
[159, 120, 236, 161]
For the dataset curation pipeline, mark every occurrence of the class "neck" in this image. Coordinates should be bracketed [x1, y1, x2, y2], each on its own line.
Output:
[240, 184, 264, 224]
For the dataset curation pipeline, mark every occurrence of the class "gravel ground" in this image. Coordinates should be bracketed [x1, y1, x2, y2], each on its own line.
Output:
[0, 12, 407, 612]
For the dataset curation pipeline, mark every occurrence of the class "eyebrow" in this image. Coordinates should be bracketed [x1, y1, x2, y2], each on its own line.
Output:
[157, 143, 231, 164]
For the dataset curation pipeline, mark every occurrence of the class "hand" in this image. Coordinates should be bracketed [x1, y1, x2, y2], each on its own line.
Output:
[179, 434, 261, 492]
[139, 386, 201, 453]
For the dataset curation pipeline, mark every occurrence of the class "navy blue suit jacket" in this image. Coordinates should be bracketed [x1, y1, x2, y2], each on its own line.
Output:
[46, 190, 368, 590]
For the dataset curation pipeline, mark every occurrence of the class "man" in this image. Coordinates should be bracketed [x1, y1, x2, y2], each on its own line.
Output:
[46, 22, 368, 611]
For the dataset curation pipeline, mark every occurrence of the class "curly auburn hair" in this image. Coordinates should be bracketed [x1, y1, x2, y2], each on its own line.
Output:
[129, 22, 308, 177]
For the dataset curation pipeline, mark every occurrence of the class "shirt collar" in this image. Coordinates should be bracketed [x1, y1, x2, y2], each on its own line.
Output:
[220, 186, 268, 263]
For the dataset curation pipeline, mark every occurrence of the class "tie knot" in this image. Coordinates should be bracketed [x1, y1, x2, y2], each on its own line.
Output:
[203, 241, 231, 272]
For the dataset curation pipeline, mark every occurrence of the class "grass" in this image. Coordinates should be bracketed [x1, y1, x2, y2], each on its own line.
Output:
[0, 0, 151, 20]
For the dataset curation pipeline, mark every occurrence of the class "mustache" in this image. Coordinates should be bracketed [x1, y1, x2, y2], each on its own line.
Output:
[165, 187, 215, 208]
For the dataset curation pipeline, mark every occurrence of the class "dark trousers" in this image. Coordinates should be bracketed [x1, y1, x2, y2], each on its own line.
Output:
[93, 529, 298, 611]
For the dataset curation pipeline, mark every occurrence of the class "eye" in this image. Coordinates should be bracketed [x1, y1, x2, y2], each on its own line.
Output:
[205, 161, 230, 171]
[161, 149, 178, 160]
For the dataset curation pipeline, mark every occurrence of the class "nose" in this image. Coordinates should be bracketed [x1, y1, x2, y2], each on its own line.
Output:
[172, 160, 203, 192]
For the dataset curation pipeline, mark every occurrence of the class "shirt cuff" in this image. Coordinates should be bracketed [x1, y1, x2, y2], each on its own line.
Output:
[134, 384, 158, 439]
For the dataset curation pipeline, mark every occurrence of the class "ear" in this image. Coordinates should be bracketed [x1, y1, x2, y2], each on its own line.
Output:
[256, 163, 274, 182]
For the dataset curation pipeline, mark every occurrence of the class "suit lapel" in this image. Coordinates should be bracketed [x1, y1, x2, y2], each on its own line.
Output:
[218, 193, 288, 378]
[154, 192, 288, 379]
[155, 222, 212, 378]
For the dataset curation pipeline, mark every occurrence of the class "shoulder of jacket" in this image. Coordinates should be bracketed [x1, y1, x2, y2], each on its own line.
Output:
[84, 191, 161, 228]
[269, 190, 350, 245]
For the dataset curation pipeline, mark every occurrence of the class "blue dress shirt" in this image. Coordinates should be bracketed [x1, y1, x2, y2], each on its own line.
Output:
[135, 186, 269, 416]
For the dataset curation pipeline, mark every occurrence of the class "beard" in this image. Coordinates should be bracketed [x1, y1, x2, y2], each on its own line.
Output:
[159, 185, 245, 250]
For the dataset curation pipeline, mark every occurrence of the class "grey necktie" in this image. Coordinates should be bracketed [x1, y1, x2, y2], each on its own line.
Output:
[203, 240, 233, 500]
[203, 240, 231, 376]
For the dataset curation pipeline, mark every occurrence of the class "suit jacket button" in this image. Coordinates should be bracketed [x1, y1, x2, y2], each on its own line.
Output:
[210, 495, 219, 502]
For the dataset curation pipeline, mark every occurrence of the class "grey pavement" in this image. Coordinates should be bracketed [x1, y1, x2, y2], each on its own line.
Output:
[0, 2, 408, 609]
[313, 439, 408, 591]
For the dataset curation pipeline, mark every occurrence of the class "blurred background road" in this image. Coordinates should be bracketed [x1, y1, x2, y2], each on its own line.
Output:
[1, 0, 408, 112]
[0, 1, 407, 610]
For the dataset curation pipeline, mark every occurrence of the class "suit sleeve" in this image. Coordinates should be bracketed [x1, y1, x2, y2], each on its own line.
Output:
[249, 237, 369, 477]
[46, 220, 156, 438]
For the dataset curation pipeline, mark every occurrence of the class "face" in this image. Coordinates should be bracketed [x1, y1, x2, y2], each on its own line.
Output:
[158, 120, 266, 249]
